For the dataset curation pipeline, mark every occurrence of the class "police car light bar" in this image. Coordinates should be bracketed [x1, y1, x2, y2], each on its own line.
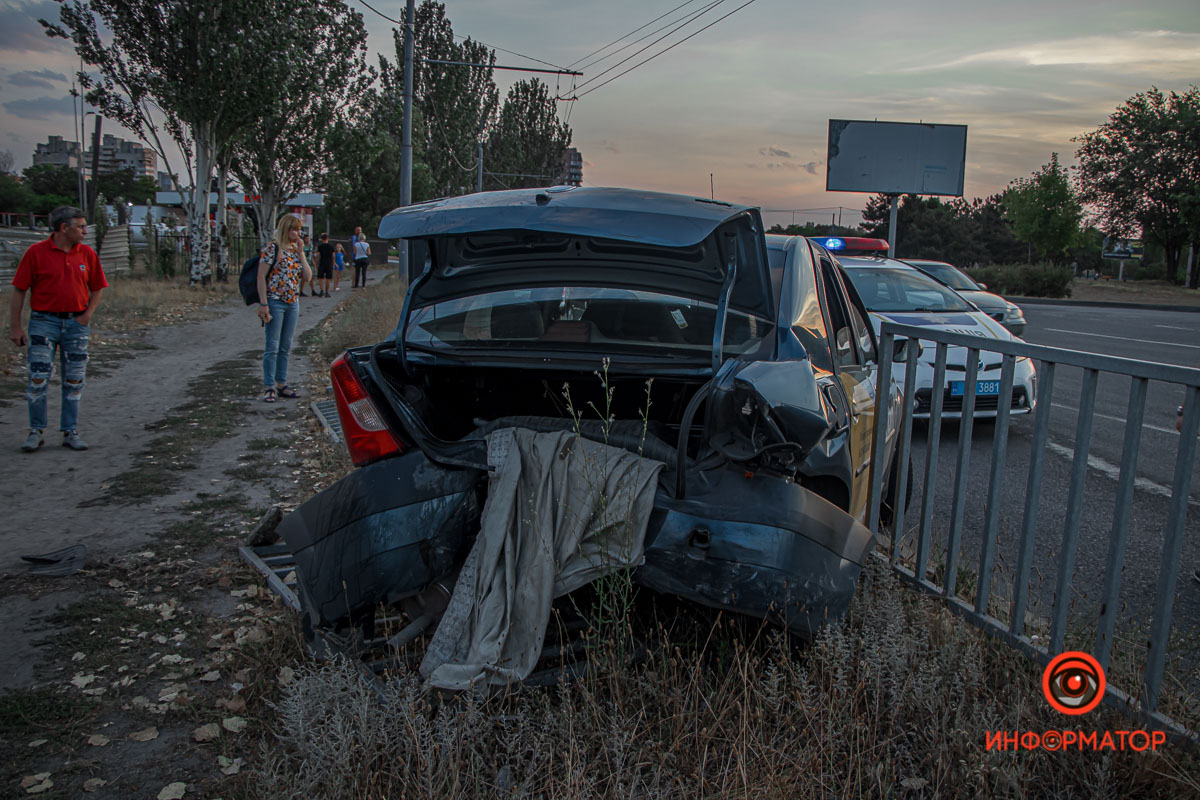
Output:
[819, 236, 890, 253]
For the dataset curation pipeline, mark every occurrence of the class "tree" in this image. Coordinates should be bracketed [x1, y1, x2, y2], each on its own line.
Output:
[861, 193, 1026, 266]
[0, 150, 14, 175]
[0, 173, 31, 214]
[44, 0, 285, 283]
[23, 164, 79, 199]
[1074, 86, 1200, 283]
[322, 63, 434, 233]
[229, 0, 369, 247]
[1002, 153, 1084, 264]
[408, 1, 498, 198]
[485, 79, 572, 190]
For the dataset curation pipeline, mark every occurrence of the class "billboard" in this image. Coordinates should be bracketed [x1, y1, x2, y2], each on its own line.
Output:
[1101, 237, 1143, 260]
[826, 120, 967, 196]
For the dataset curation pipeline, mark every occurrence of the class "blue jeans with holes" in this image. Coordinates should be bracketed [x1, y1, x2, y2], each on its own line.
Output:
[26, 312, 90, 432]
[262, 297, 299, 388]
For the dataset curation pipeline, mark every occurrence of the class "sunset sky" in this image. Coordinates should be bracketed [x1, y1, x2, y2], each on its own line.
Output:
[1, 0, 1197, 229]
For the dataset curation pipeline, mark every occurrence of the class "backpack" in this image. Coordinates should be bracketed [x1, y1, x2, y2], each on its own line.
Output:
[239, 243, 280, 306]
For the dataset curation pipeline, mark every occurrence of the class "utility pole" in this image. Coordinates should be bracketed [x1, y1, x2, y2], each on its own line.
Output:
[397, 0, 415, 282]
[88, 116, 102, 225]
[887, 195, 899, 257]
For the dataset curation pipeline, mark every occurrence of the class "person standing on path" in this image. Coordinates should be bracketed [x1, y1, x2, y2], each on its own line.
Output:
[8, 205, 106, 453]
[300, 233, 314, 297]
[255, 213, 311, 403]
[332, 243, 345, 291]
[315, 233, 334, 297]
[352, 232, 370, 289]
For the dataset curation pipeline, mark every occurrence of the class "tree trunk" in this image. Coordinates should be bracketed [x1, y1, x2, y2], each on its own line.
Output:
[216, 162, 230, 282]
[254, 187, 280, 251]
[188, 127, 215, 285]
[1187, 243, 1198, 290]
[1165, 243, 1180, 284]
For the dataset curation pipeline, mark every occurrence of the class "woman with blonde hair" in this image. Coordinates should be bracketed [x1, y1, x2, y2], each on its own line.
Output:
[255, 213, 312, 402]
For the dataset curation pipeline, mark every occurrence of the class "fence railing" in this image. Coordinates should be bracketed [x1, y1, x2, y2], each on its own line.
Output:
[866, 320, 1200, 739]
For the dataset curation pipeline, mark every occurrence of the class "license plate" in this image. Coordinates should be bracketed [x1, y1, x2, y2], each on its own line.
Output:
[950, 380, 1001, 396]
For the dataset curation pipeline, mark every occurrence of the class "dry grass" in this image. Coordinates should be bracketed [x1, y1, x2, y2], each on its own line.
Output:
[253, 561, 1200, 799]
[96, 274, 240, 332]
[300, 273, 406, 368]
[1062, 279, 1200, 307]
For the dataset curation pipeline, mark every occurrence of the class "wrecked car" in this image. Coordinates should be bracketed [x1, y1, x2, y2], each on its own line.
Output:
[278, 187, 904, 664]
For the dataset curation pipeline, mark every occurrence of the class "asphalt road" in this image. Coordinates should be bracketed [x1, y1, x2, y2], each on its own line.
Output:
[895, 302, 1200, 683]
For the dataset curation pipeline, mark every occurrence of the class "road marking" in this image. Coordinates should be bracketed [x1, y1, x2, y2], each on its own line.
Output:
[1050, 402, 1178, 435]
[1155, 325, 1194, 331]
[1045, 440, 1199, 507]
[1044, 329, 1200, 350]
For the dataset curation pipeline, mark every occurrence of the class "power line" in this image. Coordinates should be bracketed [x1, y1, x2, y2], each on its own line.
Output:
[574, 0, 724, 75]
[453, 33, 566, 72]
[576, 0, 761, 99]
[567, 0, 706, 68]
[357, 0, 402, 26]
[572, 0, 730, 94]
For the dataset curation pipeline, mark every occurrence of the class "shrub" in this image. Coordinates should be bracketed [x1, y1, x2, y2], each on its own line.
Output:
[968, 263, 1073, 298]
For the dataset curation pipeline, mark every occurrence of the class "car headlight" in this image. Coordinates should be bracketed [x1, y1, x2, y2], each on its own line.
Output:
[1004, 302, 1025, 321]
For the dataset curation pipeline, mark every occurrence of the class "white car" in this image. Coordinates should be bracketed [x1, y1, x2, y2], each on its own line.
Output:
[836, 254, 1037, 419]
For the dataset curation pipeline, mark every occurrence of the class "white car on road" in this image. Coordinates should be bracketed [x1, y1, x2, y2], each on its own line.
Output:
[837, 254, 1037, 419]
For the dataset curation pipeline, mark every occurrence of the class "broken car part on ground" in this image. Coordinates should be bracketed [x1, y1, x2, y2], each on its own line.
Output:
[277, 187, 903, 685]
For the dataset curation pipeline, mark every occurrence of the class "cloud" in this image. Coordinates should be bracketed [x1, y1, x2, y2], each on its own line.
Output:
[9, 68, 66, 90]
[595, 139, 620, 154]
[899, 30, 1200, 73]
[759, 145, 793, 158]
[3, 94, 76, 121]
[763, 160, 820, 174]
[0, 1, 60, 53]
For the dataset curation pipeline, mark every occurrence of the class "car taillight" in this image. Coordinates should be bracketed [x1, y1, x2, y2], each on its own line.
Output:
[330, 352, 405, 466]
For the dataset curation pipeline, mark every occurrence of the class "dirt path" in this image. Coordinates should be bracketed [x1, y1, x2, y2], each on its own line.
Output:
[0, 292, 345, 569]
[0, 282, 372, 697]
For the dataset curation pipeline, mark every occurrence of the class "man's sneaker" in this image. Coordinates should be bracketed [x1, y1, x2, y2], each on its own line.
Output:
[20, 430, 44, 453]
[62, 431, 89, 451]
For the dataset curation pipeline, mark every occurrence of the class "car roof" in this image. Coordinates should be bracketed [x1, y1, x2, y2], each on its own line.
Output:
[380, 186, 757, 248]
[834, 254, 917, 270]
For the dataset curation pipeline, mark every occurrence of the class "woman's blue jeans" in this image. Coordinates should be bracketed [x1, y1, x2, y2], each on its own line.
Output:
[262, 298, 299, 388]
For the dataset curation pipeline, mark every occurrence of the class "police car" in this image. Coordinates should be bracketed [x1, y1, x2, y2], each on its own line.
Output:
[817, 237, 1036, 419]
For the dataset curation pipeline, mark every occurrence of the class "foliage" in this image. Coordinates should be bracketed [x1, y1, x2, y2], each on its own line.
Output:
[321, 56, 434, 234]
[0, 149, 13, 174]
[766, 222, 864, 237]
[95, 166, 157, 205]
[0, 172, 31, 213]
[485, 79, 573, 190]
[968, 263, 1073, 298]
[408, 1, 498, 198]
[1001, 153, 1084, 263]
[43, 0, 286, 283]
[1074, 86, 1200, 284]
[861, 193, 1026, 266]
[229, 0, 370, 244]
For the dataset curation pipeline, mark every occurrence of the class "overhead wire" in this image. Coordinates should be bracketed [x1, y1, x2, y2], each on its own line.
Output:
[573, 0, 725, 75]
[571, 0, 729, 92]
[566, 0, 706, 68]
[576, 0, 761, 99]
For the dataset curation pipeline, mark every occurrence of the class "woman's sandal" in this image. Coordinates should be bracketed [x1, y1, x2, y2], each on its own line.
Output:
[263, 388, 277, 403]
[277, 385, 299, 399]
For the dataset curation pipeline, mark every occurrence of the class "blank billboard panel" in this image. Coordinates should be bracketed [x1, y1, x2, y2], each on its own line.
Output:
[826, 120, 967, 196]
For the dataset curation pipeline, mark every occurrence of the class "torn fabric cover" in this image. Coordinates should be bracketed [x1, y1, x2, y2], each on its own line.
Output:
[421, 428, 664, 690]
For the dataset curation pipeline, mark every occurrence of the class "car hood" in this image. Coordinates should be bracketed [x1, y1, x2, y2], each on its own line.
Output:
[957, 290, 1008, 313]
[378, 187, 775, 320]
[869, 308, 1014, 343]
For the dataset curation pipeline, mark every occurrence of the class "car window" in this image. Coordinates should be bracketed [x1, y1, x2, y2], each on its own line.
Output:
[407, 286, 775, 358]
[916, 262, 979, 292]
[843, 267, 974, 313]
[819, 256, 860, 369]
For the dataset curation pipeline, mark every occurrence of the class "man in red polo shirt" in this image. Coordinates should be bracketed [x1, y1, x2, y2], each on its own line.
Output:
[8, 205, 107, 452]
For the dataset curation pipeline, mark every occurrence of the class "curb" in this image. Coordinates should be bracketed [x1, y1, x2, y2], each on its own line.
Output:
[1006, 296, 1200, 313]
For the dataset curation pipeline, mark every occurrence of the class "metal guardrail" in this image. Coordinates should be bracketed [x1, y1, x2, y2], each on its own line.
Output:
[866, 320, 1200, 738]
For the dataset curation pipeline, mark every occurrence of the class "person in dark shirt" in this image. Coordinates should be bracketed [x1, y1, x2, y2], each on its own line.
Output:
[315, 233, 335, 298]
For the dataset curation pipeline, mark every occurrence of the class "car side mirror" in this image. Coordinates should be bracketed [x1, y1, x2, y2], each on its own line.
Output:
[893, 338, 922, 362]
[977, 282, 988, 290]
